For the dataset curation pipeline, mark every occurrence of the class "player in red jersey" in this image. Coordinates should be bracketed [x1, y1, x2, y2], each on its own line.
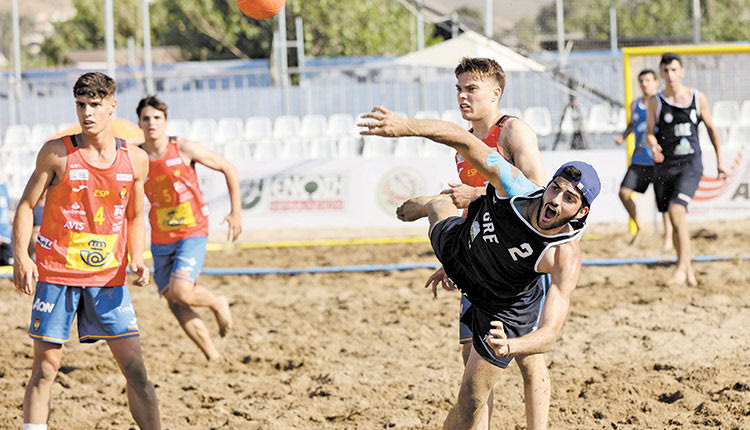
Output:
[137, 95, 241, 361]
[12, 73, 160, 429]
[425, 58, 548, 430]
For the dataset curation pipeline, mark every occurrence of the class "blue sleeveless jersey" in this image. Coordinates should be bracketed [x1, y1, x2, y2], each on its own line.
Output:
[630, 97, 654, 165]
[0, 177, 11, 242]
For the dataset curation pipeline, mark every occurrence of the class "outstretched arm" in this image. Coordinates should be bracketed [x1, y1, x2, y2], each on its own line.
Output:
[360, 106, 536, 197]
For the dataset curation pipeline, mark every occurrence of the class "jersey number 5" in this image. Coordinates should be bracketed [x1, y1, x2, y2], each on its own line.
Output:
[508, 243, 532, 261]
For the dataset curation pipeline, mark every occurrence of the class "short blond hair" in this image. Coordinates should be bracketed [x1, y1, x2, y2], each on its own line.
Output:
[454, 57, 506, 92]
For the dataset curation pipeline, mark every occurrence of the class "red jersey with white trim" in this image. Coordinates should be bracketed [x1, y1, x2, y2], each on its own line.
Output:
[144, 137, 209, 244]
[455, 115, 514, 187]
[36, 134, 133, 286]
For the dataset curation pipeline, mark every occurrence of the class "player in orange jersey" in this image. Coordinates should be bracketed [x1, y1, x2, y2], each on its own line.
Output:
[12, 73, 160, 430]
[423, 57, 548, 430]
[136, 95, 241, 361]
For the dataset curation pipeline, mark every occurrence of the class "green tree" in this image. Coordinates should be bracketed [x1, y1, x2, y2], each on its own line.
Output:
[288, 0, 441, 57]
[39, 0, 443, 65]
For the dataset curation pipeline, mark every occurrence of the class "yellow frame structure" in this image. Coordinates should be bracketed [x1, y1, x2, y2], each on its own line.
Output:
[621, 43, 750, 233]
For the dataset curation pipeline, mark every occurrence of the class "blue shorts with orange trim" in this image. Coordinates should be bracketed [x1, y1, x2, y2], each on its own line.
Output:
[151, 236, 207, 295]
[29, 282, 140, 344]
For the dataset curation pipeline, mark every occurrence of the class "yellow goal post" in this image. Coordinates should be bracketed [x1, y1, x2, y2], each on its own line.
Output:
[621, 43, 750, 233]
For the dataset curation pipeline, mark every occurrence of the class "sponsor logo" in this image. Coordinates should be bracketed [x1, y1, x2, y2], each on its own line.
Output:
[173, 182, 187, 193]
[689, 109, 698, 124]
[94, 189, 110, 198]
[65, 232, 119, 271]
[156, 201, 197, 231]
[176, 256, 197, 267]
[166, 158, 182, 167]
[64, 220, 86, 231]
[116, 173, 133, 182]
[113, 205, 126, 218]
[240, 178, 264, 210]
[469, 220, 480, 245]
[376, 168, 426, 216]
[664, 112, 673, 124]
[173, 169, 181, 177]
[69, 163, 80, 168]
[37, 234, 53, 249]
[32, 298, 55, 313]
[120, 185, 127, 199]
[70, 169, 89, 181]
[116, 305, 134, 314]
[33, 316, 41, 331]
[112, 220, 123, 232]
[456, 154, 465, 163]
[694, 153, 743, 202]
[72, 185, 88, 192]
[62, 202, 86, 216]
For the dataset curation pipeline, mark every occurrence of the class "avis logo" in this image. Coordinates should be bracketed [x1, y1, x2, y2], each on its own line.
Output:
[32, 298, 55, 313]
[64, 220, 85, 231]
[80, 239, 110, 267]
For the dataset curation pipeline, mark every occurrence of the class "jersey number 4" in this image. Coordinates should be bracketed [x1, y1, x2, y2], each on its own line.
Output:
[508, 243, 532, 261]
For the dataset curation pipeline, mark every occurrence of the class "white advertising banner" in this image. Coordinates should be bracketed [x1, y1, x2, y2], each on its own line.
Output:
[198, 148, 749, 232]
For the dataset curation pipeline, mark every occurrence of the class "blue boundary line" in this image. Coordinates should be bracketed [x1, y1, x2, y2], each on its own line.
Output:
[1, 256, 748, 278]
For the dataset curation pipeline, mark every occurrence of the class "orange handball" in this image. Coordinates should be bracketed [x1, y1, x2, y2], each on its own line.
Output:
[237, 0, 285, 19]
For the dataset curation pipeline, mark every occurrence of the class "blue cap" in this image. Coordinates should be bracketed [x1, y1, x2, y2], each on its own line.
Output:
[553, 161, 601, 206]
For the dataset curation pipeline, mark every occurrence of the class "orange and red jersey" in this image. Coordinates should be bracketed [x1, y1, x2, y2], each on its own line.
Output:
[144, 137, 209, 244]
[455, 115, 514, 188]
[37, 135, 133, 286]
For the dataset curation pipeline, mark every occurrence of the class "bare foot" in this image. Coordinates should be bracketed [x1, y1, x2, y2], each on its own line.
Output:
[213, 296, 232, 337]
[667, 269, 698, 287]
[396, 196, 434, 221]
[661, 240, 673, 253]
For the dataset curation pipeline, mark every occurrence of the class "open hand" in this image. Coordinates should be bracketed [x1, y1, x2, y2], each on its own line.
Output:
[129, 260, 149, 287]
[358, 106, 412, 138]
[424, 266, 456, 298]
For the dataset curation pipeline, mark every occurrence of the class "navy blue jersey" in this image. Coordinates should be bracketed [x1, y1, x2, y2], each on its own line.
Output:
[436, 185, 585, 312]
[655, 90, 703, 161]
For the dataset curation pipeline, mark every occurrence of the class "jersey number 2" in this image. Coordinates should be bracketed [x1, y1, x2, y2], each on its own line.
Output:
[508, 243, 532, 261]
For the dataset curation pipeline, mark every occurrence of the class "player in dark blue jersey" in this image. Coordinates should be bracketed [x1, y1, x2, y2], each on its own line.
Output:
[615, 69, 672, 249]
[359, 106, 600, 430]
[646, 52, 728, 286]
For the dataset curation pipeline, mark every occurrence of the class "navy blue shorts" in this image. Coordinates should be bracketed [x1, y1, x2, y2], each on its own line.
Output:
[620, 163, 654, 194]
[29, 282, 140, 344]
[653, 155, 702, 212]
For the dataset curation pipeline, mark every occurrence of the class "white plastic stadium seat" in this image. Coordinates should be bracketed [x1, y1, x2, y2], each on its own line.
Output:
[244, 116, 273, 138]
[393, 137, 422, 158]
[441, 109, 469, 129]
[739, 100, 750, 126]
[361, 135, 394, 158]
[30, 123, 57, 149]
[522, 107, 552, 136]
[325, 113, 356, 137]
[711, 100, 740, 128]
[215, 117, 245, 142]
[585, 103, 617, 134]
[188, 118, 217, 142]
[299, 114, 327, 137]
[165, 119, 191, 138]
[273, 115, 301, 138]
[3, 124, 31, 148]
[501, 107, 523, 119]
[726, 125, 750, 149]
[414, 110, 441, 120]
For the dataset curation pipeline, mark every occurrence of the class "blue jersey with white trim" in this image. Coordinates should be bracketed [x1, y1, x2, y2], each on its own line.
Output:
[630, 97, 654, 165]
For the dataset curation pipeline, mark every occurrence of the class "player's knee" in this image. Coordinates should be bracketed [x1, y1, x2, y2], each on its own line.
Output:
[34, 358, 60, 385]
[120, 357, 150, 385]
[618, 188, 632, 201]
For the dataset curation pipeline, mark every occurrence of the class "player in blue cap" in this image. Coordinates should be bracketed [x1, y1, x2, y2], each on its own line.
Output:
[360, 106, 600, 430]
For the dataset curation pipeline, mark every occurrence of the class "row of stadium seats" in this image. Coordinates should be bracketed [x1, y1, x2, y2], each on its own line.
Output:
[4, 99, 750, 149]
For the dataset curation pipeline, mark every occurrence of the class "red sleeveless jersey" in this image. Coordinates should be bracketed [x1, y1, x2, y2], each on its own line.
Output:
[144, 137, 209, 244]
[37, 135, 134, 286]
[455, 115, 514, 188]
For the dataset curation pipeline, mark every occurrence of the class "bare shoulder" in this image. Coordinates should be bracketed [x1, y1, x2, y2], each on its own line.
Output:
[499, 117, 537, 146]
[126, 143, 149, 177]
[539, 234, 582, 275]
[38, 138, 68, 166]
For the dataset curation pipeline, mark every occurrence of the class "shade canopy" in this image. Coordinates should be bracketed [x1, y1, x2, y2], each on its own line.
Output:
[396, 30, 548, 72]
